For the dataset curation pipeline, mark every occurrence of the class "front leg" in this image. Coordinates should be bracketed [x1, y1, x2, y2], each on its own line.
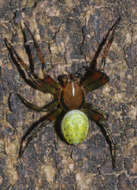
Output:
[81, 17, 120, 93]
[19, 108, 62, 157]
[21, 22, 45, 72]
[90, 17, 120, 70]
[82, 70, 109, 93]
[5, 39, 58, 95]
[82, 103, 116, 168]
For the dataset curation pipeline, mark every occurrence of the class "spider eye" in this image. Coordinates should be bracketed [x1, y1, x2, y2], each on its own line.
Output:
[58, 75, 68, 86]
[61, 110, 89, 144]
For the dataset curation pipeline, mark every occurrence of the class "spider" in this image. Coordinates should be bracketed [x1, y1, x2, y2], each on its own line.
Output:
[5, 17, 120, 168]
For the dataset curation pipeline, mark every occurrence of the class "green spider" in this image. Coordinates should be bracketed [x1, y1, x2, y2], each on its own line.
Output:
[5, 17, 120, 168]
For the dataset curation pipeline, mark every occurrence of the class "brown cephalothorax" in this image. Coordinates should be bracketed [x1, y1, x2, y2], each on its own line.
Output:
[5, 17, 120, 168]
[58, 75, 86, 110]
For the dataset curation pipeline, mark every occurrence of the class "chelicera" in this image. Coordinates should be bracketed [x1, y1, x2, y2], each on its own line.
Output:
[5, 17, 120, 168]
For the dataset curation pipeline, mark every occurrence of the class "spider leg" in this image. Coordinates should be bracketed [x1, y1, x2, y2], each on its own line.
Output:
[20, 22, 34, 73]
[82, 18, 120, 93]
[21, 22, 59, 90]
[22, 22, 46, 73]
[90, 17, 120, 70]
[5, 38, 58, 94]
[19, 108, 62, 157]
[17, 93, 58, 112]
[82, 103, 116, 168]
[82, 70, 109, 93]
[99, 17, 121, 71]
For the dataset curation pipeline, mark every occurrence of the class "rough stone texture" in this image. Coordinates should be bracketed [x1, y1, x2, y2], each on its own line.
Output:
[0, 0, 136, 190]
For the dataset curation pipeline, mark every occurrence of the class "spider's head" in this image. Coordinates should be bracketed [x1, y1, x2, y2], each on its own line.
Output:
[58, 74, 85, 111]
[58, 74, 80, 87]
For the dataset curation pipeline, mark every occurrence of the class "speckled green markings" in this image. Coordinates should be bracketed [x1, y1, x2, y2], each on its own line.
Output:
[61, 110, 89, 144]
